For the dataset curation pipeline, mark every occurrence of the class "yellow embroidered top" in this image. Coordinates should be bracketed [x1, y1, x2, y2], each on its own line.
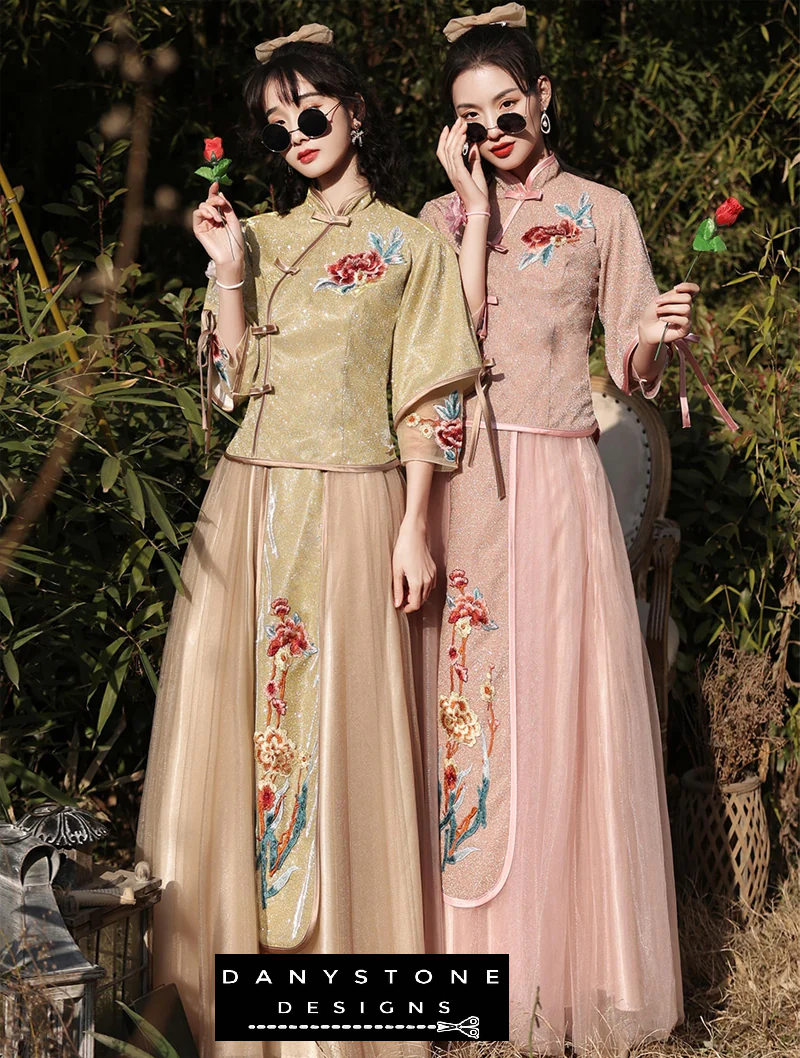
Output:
[200, 187, 482, 471]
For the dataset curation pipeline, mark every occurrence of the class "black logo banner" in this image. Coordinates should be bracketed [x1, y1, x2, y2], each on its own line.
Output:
[215, 955, 509, 1042]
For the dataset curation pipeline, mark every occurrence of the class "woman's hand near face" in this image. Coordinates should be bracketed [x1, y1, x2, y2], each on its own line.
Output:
[192, 181, 245, 282]
[436, 117, 489, 214]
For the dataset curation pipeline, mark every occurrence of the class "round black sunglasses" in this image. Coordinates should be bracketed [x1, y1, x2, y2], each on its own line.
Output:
[262, 102, 341, 154]
[465, 112, 527, 144]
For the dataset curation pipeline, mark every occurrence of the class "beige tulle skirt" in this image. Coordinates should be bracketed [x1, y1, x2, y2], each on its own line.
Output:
[136, 455, 430, 1058]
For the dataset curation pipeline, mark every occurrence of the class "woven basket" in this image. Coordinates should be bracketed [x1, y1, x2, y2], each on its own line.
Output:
[678, 767, 770, 917]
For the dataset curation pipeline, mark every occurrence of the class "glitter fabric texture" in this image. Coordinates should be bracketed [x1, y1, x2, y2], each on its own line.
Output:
[418, 157, 682, 1055]
[137, 187, 483, 1058]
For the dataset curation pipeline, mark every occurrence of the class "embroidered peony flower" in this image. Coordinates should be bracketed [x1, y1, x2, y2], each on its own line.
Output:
[443, 759, 459, 793]
[268, 616, 310, 657]
[435, 418, 463, 453]
[449, 569, 469, 590]
[405, 413, 421, 428]
[203, 136, 224, 164]
[271, 597, 291, 618]
[449, 592, 490, 628]
[325, 249, 386, 288]
[447, 645, 459, 662]
[439, 693, 481, 747]
[714, 197, 744, 227]
[257, 778, 276, 814]
[521, 216, 581, 253]
[443, 194, 468, 236]
[254, 727, 298, 776]
[455, 615, 473, 639]
[454, 662, 469, 683]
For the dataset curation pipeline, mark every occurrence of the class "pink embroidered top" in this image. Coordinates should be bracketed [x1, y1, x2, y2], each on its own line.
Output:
[420, 154, 735, 446]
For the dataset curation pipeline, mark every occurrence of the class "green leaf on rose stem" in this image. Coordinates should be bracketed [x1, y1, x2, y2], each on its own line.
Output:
[692, 217, 719, 251]
[194, 166, 215, 180]
[212, 157, 232, 177]
[216, 175, 233, 187]
[709, 234, 727, 252]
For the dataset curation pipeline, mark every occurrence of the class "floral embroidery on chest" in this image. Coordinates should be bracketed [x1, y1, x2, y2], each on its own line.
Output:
[439, 569, 499, 872]
[313, 226, 405, 294]
[254, 597, 318, 908]
[405, 390, 463, 462]
[518, 191, 594, 271]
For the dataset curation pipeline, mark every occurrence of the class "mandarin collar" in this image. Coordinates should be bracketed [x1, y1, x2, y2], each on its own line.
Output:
[306, 184, 376, 220]
[494, 152, 560, 198]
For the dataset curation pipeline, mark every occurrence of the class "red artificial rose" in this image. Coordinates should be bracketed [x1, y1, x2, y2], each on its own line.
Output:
[521, 217, 581, 252]
[714, 197, 744, 227]
[271, 597, 291, 617]
[326, 250, 386, 287]
[204, 136, 224, 164]
[435, 418, 463, 452]
[449, 569, 469, 590]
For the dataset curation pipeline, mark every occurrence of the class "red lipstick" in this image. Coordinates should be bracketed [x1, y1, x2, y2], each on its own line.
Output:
[297, 148, 320, 164]
[490, 142, 514, 158]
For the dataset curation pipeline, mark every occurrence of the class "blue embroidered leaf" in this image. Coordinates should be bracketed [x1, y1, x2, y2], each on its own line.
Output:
[518, 252, 535, 271]
[450, 845, 480, 863]
[554, 202, 574, 219]
[456, 762, 474, 782]
[383, 226, 405, 263]
[445, 448, 457, 462]
[368, 231, 385, 255]
[481, 619, 499, 631]
[446, 593, 456, 609]
[453, 788, 466, 813]
[434, 391, 462, 421]
[273, 780, 308, 873]
[303, 644, 319, 656]
[265, 624, 276, 639]
[264, 865, 299, 899]
[473, 587, 483, 600]
[293, 613, 301, 624]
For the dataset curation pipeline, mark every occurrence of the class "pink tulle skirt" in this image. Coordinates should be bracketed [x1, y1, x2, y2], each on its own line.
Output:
[417, 431, 683, 1055]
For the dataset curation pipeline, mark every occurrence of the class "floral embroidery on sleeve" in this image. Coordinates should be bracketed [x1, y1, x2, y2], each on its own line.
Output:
[443, 194, 467, 240]
[313, 227, 405, 294]
[439, 569, 499, 872]
[255, 597, 318, 907]
[405, 390, 463, 462]
[519, 192, 594, 270]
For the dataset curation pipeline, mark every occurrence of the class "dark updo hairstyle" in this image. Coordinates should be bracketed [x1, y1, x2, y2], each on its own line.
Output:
[441, 23, 561, 155]
[242, 41, 405, 215]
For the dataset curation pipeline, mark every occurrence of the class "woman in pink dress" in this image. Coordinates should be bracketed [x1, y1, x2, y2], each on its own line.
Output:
[415, 4, 731, 1053]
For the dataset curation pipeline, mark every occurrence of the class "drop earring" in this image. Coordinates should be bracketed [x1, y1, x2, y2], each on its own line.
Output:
[350, 123, 364, 146]
[540, 109, 551, 135]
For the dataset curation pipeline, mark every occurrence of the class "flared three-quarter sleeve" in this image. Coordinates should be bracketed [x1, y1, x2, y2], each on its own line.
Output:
[199, 220, 262, 414]
[597, 193, 667, 400]
[391, 227, 481, 469]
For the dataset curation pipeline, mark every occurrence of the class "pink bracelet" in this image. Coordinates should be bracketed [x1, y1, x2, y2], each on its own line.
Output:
[465, 210, 490, 218]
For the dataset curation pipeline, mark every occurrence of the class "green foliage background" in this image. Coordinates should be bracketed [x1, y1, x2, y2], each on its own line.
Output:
[0, 1, 797, 859]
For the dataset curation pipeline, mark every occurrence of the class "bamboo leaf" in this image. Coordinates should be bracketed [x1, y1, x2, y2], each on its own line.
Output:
[97, 646, 133, 734]
[158, 550, 185, 596]
[0, 584, 12, 625]
[7, 327, 86, 367]
[88, 1033, 158, 1058]
[101, 455, 121, 493]
[31, 268, 81, 333]
[0, 754, 76, 805]
[2, 650, 19, 688]
[139, 650, 159, 695]
[124, 470, 146, 525]
[143, 481, 178, 546]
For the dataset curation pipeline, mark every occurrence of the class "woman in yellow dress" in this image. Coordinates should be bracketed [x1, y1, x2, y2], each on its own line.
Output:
[136, 23, 482, 1058]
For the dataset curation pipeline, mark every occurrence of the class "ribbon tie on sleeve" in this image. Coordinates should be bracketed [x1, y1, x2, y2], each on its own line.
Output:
[466, 358, 506, 500]
[672, 333, 738, 432]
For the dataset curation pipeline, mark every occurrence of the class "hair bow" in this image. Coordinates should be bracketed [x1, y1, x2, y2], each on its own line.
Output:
[255, 23, 334, 63]
[442, 2, 527, 43]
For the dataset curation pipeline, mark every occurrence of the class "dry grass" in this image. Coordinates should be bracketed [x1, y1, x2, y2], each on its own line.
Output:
[445, 867, 800, 1058]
